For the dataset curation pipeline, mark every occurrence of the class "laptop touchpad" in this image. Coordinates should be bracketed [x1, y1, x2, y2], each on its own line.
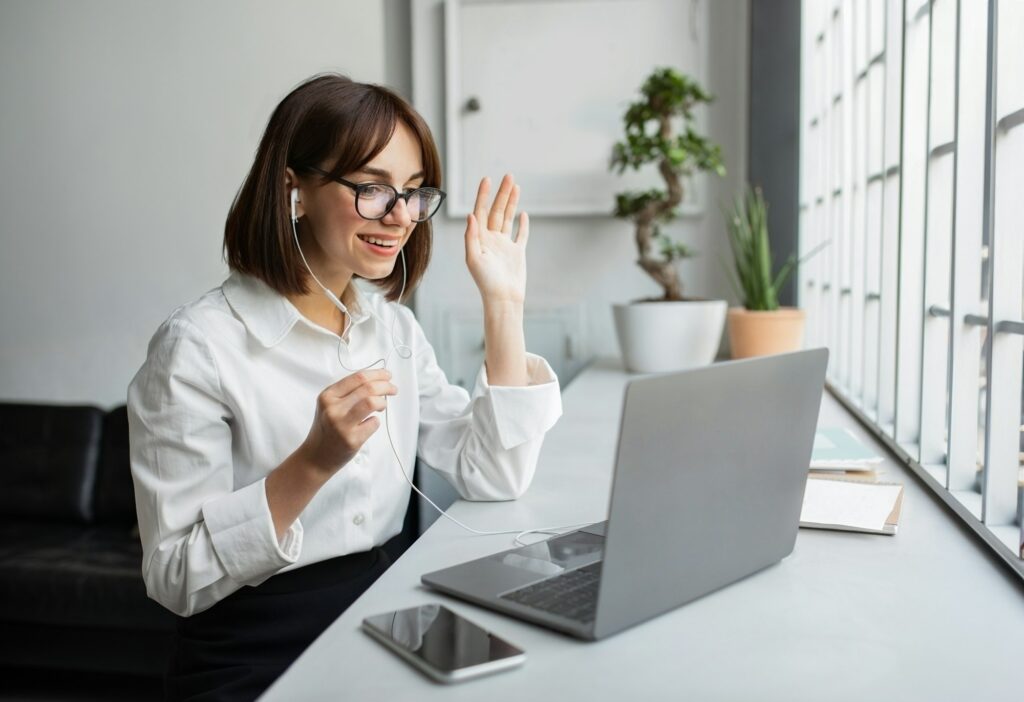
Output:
[498, 530, 604, 578]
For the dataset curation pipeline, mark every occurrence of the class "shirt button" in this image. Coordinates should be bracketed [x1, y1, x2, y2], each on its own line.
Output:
[354, 453, 365, 465]
[353, 513, 365, 526]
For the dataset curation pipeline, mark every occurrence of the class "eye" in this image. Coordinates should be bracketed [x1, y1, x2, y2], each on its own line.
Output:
[360, 183, 392, 198]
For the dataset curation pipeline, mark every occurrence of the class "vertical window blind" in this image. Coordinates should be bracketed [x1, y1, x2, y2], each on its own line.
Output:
[800, 0, 1024, 577]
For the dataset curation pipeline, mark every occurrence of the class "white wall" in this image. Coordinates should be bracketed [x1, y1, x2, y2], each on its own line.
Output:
[410, 0, 750, 375]
[0, 0, 387, 407]
[0, 0, 749, 407]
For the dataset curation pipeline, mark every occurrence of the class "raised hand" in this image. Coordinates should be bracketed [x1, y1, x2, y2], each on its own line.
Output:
[464, 174, 530, 305]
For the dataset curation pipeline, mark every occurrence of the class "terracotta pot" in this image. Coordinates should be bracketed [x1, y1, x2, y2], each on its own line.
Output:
[727, 307, 806, 359]
[613, 300, 727, 373]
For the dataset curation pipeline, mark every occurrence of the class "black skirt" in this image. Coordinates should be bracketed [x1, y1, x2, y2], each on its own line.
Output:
[165, 546, 392, 702]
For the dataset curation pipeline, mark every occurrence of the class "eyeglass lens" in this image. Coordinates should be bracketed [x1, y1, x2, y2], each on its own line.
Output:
[357, 184, 442, 222]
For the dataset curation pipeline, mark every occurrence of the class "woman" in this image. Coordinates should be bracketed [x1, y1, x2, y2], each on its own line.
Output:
[127, 74, 562, 701]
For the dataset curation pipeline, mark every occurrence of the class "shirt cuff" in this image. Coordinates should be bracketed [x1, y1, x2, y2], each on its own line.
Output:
[475, 353, 563, 450]
[201, 477, 302, 585]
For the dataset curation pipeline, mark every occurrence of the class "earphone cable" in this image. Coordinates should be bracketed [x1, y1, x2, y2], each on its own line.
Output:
[290, 209, 586, 546]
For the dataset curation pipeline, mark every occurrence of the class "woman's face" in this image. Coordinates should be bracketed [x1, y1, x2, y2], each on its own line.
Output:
[296, 120, 424, 285]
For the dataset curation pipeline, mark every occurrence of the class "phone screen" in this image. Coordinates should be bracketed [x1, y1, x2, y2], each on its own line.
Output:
[362, 604, 524, 674]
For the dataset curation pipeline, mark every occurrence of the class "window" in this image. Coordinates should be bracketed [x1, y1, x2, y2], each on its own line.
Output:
[800, 0, 1024, 575]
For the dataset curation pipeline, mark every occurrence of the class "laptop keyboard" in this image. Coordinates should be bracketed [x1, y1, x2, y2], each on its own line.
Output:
[500, 561, 602, 624]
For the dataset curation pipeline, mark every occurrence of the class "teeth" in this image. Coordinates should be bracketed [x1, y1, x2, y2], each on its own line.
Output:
[360, 236, 396, 248]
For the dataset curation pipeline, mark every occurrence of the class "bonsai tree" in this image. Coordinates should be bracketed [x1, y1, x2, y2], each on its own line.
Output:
[610, 67, 726, 301]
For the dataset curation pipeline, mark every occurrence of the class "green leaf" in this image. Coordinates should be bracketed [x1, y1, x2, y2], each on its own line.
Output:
[657, 234, 693, 262]
[771, 254, 798, 298]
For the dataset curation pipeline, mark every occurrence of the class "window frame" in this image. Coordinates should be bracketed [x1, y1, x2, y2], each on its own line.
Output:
[800, 0, 1024, 577]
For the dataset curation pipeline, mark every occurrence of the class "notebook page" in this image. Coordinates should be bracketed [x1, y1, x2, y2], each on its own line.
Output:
[801, 480, 903, 531]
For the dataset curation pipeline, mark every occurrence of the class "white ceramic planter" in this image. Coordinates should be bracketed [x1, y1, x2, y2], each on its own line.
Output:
[612, 300, 727, 373]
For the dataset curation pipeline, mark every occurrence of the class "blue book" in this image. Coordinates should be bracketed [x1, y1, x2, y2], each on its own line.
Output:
[810, 428, 883, 471]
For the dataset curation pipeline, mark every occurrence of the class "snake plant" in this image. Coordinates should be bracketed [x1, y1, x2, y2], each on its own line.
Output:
[724, 187, 820, 311]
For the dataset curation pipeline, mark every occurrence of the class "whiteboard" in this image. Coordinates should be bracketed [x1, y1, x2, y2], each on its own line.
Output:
[444, 0, 709, 217]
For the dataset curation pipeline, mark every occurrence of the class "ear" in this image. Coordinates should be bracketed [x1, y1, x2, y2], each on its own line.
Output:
[285, 167, 304, 220]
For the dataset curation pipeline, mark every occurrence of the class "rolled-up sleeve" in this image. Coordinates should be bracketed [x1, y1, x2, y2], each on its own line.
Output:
[409, 312, 562, 501]
[127, 316, 301, 617]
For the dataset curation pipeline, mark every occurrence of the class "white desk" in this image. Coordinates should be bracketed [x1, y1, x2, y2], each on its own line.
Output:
[261, 358, 1024, 702]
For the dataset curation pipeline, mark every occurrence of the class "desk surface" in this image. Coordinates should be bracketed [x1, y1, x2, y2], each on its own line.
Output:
[261, 358, 1024, 702]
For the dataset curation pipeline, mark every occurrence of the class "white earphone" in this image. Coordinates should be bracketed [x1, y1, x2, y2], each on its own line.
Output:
[291, 186, 349, 317]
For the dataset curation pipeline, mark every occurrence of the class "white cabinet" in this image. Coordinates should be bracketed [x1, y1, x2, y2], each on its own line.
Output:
[444, 0, 710, 216]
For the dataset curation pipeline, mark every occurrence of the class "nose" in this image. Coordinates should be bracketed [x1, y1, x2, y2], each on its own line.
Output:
[382, 195, 413, 228]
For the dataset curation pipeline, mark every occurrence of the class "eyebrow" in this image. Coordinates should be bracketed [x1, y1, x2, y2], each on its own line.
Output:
[355, 166, 425, 183]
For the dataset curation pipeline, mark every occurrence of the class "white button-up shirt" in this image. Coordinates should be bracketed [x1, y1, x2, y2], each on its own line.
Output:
[127, 271, 562, 616]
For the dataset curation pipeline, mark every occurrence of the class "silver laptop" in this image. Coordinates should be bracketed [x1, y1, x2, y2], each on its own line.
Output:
[421, 348, 829, 641]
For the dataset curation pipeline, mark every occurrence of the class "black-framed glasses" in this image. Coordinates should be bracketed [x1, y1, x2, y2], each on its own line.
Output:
[304, 166, 446, 222]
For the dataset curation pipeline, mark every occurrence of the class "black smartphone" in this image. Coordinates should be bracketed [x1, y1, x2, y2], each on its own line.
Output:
[361, 603, 526, 683]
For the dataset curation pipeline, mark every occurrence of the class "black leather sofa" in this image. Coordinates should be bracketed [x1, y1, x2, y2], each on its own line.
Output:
[0, 403, 174, 676]
[0, 402, 418, 677]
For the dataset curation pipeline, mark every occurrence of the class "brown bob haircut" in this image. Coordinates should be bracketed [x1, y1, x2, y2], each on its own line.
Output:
[224, 74, 441, 301]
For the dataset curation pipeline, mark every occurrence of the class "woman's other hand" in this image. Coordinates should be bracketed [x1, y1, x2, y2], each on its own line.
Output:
[300, 369, 398, 476]
[464, 174, 529, 306]
[267, 369, 397, 540]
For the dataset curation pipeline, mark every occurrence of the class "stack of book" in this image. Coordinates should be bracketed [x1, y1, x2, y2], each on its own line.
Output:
[800, 428, 904, 536]
[809, 427, 884, 477]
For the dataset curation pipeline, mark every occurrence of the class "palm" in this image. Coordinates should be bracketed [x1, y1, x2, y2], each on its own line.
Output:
[464, 175, 530, 304]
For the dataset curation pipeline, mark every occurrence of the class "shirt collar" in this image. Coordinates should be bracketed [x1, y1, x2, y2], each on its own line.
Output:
[222, 271, 374, 348]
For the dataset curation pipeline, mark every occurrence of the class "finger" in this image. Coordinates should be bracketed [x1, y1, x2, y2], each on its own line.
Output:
[473, 177, 491, 226]
[343, 392, 388, 425]
[488, 174, 514, 232]
[464, 213, 481, 260]
[355, 415, 381, 440]
[501, 184, 520, 235]
[326, 369, 391, 398]
[344, 415, 381, 451]
[342, 379, 397, 404]
[515, 211, 530, 247]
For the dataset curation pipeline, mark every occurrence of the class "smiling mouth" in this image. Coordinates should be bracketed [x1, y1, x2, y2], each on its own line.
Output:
[357, 234, 402, 256]
[357, 234, 399, 248]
